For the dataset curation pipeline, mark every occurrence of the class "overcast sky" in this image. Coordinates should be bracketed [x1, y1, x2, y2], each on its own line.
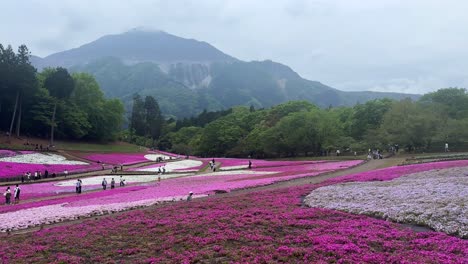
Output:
[3, 0, 468, 94]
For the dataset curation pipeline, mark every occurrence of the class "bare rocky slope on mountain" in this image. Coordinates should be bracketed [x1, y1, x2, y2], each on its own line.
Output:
[32, 29, 419, 117]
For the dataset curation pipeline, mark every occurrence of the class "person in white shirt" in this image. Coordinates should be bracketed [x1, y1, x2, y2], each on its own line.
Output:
[14, 185, 20, 203]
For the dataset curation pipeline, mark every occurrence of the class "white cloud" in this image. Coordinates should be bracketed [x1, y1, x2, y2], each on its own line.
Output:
[1, 0, 468, 94]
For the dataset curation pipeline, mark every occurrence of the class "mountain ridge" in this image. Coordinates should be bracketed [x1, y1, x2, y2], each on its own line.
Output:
[31, 29, 420, 118]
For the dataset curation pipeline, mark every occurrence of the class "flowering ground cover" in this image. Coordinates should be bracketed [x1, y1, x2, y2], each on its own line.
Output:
[0, 174, 175, 202]
[217, 158, 328, 170]
[0, 153, 88, 165]
[83, 153, 160, 165]
[403, 152, 468, 165]
[0, 180, 466, 263]
[305, 166, 468, 238]
[0, 150, 20, 158]
[130, 159, 205, 172]
[0, 160, 360, 231]
[0, 162, 94, 179]
[324, 159, 468, 185]
[0, 152, 98, 179]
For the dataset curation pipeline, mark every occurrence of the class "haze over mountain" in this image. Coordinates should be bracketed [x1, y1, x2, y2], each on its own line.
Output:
[32, 29, 419, 118]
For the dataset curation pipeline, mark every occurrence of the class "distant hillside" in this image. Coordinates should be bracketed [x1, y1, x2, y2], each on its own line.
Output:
[32, 29, 419, 118]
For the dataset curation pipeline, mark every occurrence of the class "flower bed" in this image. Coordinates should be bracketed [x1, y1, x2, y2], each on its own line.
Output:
[0, 181, 466, 263]
[0, 150, 18, 158]
[0, 162, 92, 179]
[131, 159, 205, 172]
[303, 159, 468, 239]
[83, 153, 170, 165]
[217, 158, 328, 170]
[304, 166, 468, 238]
[0, 153, 88, 165]
[0, 160, 360, 230]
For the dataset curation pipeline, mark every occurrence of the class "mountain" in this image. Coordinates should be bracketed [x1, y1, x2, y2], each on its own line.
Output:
[32, 29, 419, 118]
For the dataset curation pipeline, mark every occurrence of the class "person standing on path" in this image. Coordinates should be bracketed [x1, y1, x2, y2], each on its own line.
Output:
[4, 187, 11, 205]
[445, 142, 449, 152]
[248, 160, 252, 169]
[14, 185, 20, 203]
[111, 178, 115, 189]
[76, 179, 80, 194]
[119, 176, 125, 187]
[102, 178, 107, 190]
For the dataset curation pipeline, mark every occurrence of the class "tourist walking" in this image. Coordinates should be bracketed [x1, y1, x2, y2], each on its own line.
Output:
[78, 179, 82, 193]
[102, 178, 107, 190]
[14, 184, 20, 203]
[119, 176, 125, 187]
[76, 179, 80, 194]
[248, 160, 252, 169]
[187, 191, 193, 201]
[4, 187, 11, 205]
[445, 142, 449, 152]
[111, 178, 115, 189]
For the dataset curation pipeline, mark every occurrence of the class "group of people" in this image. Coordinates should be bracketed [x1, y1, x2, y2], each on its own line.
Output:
[368, 149, 384, 160]
[157, 166, 166, 174]
[101, 176, 125, 190]
[21, 170, 57, 182]
[23, 141, 51, 152]
[111, 164, 124, 173]
[3, 185, 20, 205]
[209, 158, 216, 172]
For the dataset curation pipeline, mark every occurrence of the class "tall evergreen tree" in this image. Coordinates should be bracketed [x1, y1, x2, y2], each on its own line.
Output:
[144, 95, 163, 146]
[44, 67, 75, 145]
[129, 94, 146, 136]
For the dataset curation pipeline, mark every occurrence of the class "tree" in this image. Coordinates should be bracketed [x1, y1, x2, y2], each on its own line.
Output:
[13, 45, 38, 137]
[379, 99, 440, 151]
[350, 99, 393, 140]
[43, 67, 75, 145]
[129, 94, 146, 137]
[419, 88, 468, 119]
[144, 96, 163, 146]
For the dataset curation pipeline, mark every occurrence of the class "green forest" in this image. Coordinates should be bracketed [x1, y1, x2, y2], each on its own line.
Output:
[130, 89, 468, 158]
[0, 44, 124, 144]
[2, 44, 468, 157]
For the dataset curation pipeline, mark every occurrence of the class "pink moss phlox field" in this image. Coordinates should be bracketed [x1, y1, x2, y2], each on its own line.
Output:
[0, 160, 359, 216]
[0, 185, 147, 214]
[0, 181, 466, 263]
[217, 158, 329, 169]
[0, 150, 17, 157]
[0, 162, 92, 178]
[325, 159, 468, 185]
[84, 153, 151, 165]
[128, 159, 209, 172]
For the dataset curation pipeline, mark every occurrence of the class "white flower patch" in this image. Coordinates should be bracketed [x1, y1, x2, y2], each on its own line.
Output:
[0, 195, 206, 232]
[144, 154, 171, 161]
[304, 167, 468, 238]
[136, 160, 203, 172]
[0, 153, 88, 165]
[54, 175, 163, 186]
[196, 170, 276, 177]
